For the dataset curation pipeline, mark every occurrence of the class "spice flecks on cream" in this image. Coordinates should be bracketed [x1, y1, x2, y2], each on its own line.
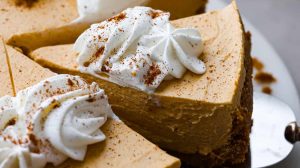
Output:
[75, 6, 206, 93]
[0, 74, 113, 168]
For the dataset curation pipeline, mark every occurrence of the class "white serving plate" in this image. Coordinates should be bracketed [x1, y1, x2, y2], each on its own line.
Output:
[207, 1, 300, 167]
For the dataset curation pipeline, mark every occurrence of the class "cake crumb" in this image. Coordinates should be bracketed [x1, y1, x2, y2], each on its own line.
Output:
[252, 57, 277, 94]
[262, 86, 272, 95]
[254, 72, 276, 84]
[252, 57, 264, 71]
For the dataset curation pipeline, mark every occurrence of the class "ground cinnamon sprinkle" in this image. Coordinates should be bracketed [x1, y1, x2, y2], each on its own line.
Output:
[101, 66, 109, 73]
[144, 64, 161, 85]
[108, 12, 126, 23]
[53, 103, 61, 109]
[150, 11, 161, 19]
[101, 61, 110, 73]
[95, 46, 105, 58]
[262, 86, 272, 95]
[83, 46, 105, 67]
[5, 118, 16, 128]
[28, 133, 38, 146]
[86, 95, 96, 103]
[252, 57, 264, 71]
[67, 79, 74, 87]
[254, 72, 276, 84]
[83, 62, 90, 67]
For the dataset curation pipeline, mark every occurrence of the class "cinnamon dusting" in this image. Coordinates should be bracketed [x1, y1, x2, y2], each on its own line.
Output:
[83, 62, 90, 67]
[144, 64, 161, 85]
[28, 133, 38, 146]
[108, 12, 126, 23]
[101, 61, 110, 73]
[86, 95, 96, 103]
[150, 11, 162, 19]
[67, 79, 74, 87]
[4, 118, 16, 128]
[101, 66, 110, 73]
[53, 103, 61, 109]
[95, 46, 105, 58]
[83, 46, 105, 67]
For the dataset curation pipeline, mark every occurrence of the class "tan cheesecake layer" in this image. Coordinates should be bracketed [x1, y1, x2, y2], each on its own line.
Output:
[2, 42, 180, 168]
[0, 36, 14, 96]
[1, 0, 207, 52]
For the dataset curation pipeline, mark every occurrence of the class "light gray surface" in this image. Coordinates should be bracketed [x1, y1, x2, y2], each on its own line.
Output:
[221, 0, 300, 167]
[226, 0, 300, 95]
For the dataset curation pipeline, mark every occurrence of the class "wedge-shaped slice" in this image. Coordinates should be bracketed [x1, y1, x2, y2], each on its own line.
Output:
[31, 2, 252, 166]
[3, 44, 180, 168]
[1, 0, 207, 52]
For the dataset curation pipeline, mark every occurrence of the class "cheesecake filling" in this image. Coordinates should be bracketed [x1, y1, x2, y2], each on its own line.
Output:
[0, 74, 114, 168]
[74, 0, 149, 23]
[75, 7, 206, 93]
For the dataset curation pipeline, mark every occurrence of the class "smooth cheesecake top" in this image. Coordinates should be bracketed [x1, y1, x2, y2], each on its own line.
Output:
[157, 2, 245, 104]
[31, 2, 246, 104]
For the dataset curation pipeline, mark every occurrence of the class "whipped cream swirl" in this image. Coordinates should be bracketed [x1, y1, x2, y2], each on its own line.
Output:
[74, 0, 149, 23]
[75, 7, 206, 93]
[0, 74, 114, 168]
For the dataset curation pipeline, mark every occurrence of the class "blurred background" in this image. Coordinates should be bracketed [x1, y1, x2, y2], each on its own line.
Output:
[224, 0, 300, 97]
[222, 0, 300, 167]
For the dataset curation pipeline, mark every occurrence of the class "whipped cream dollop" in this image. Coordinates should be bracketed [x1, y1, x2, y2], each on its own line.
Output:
[74, 0, 149, 23]
[0, 74, 114, 168]
[75, 7, 206, 93]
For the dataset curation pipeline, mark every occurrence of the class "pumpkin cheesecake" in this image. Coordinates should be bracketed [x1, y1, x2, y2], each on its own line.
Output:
[0, 41, 180, 167]
[1, 0, 207, 52]
[30, 2, 253, 167]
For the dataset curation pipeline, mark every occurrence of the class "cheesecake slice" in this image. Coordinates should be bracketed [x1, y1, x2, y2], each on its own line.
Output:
[30, 2, 252, 166]
[1, 42, 180, 167]
[1, 0, 207, 52]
